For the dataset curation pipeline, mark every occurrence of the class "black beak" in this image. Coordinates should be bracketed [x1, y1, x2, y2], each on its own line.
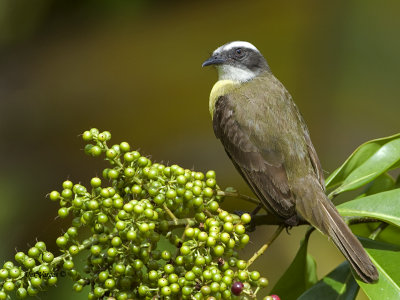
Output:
[202, 54, 226, 67]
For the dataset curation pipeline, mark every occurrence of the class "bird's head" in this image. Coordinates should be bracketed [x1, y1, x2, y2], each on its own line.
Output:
[202, 41, 270, 83]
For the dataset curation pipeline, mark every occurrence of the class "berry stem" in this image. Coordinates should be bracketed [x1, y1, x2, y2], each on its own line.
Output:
[167, 218, 197, 229]
[217, 190, 260, 206]
[163, 204, 178, 223]
[247, 225, 284, 268]
[369, 222, 388, 240]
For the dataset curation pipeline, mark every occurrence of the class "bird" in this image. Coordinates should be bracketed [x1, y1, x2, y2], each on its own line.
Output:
[202, 41, 379, 283]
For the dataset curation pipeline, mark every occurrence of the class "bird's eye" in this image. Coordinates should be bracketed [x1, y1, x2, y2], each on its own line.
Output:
[235, 48, 242, 55]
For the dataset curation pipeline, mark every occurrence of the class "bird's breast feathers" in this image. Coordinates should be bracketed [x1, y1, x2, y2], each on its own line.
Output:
[209, 80, 240, 119]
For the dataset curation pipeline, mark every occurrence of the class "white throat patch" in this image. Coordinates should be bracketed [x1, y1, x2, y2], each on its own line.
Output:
[216, 65, 256, 83]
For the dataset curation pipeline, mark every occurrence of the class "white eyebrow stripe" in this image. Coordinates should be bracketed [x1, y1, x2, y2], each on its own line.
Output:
[213, 41, 259, 55]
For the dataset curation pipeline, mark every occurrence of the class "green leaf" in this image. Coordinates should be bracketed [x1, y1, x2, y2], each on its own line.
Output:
[326, 133, 400, 195]
[337, 188, 400, 227]
[357, 173, 395, 198]
[270, 231, 317, 300]
[358, 238, 400, 300]
[298, 262, 359, 300]
[376, 225, 400, 246]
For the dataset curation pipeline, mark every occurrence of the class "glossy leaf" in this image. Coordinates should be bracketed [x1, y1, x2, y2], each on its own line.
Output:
[376, 225, 400, 246]
[358, 238, 400, 300]
[337, 188, 400, 227]
[270, 232, 317, 299]
[326, 133, 400, 194]
[357, 173, 395, 198]
[298, 262, 359, 300]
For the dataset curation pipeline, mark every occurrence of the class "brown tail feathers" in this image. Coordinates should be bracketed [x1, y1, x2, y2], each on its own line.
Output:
[321, 199, 379, 283]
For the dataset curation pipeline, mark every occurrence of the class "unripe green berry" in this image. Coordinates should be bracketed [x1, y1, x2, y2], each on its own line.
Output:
[108, 169, 119, 179]
[114, 263, 125, 274]
[148, 270, 158, 281]
[90, 177, 101, 188]
[9, 267, 22, 278]
[111, 237, 122, 247]
[104, 278, 115, 289]
[28, 247, 40, 258]
[61, 188, 72, 199]
[238, 270, 248, 281]
[182, 286, 192, 295]
[0, 269, 8, 279]
[170, 282, 180, 293]
[235, 224, 246, 235]
[93, 286, 104, 297]
[138, 285, 149, 296]
[206, 178, 216, 187]
[63, 260, 74, 270]
[120, 142, 130, 152]
[236, 260, 247, 270]
[62, 180, 73, 189]
[73, 283, 83, 292]
[201, 285, 211, 295]
[3, 261, 14, 269]
[139, 223, 149, 233]
[100, 131, 111, 140]
[17, 287, 27, 299]
[23, 257, 35, 268]
[161, 286, 171, 296]
[158, 278, 168, 287]
[258, 277, 269, 287]
[185, 227, 195, 238]
[180, 245, 190, 255]
[31, 277, 42, 287]
[250, 271, 261, 281]
[90, 145, 102, 157]
[241, 213, 252, 224]
[82, 131, 92, 141]
[35, 241, 46, 251]
[115, 221, 126, 231]
[26, 286, 38, 296]
[47, 276, 58, 286]
[49, 191, 60, 201]
[107, 247, 117, 257]
[14, 252, 25, 263]
[213, 245, 225, 256]
[126, 230, 137, 241]
[185, 271, 195, 281]
[166, 189, 177, 199]
[58, 207, 69, 218]
[137, 156, 148, 167]
[3, 281, 15, 292]
[206, 170, 216, 178]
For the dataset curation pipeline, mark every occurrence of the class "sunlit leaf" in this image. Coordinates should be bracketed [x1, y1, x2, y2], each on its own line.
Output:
[298, 262, 359, 300]
[326, 133, 400, 195]
[376, 225, 400, 246]
[337, 188, 400, 227]
[357, 173, 395, 198]
[358, 238, 400, 300]
[270, 231, 317, 300]
[350, 222, 380, 238]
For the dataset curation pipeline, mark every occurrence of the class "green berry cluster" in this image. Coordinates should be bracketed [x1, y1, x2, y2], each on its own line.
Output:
[0, 128, 269, 299]
[0, 241, 59, 300]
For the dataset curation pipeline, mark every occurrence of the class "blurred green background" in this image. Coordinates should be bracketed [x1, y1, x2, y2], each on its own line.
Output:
[0, 0, 399, 299]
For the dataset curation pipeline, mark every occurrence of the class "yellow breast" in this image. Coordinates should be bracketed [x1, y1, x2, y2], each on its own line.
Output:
[209, 80, 240, 118]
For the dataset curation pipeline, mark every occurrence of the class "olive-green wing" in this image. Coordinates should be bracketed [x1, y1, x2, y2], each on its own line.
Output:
[287, 92, 325, 190]
[213, 95, 296, 219]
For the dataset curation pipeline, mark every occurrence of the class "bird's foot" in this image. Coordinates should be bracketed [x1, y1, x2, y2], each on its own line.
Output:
[283, 215, 302, 234]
